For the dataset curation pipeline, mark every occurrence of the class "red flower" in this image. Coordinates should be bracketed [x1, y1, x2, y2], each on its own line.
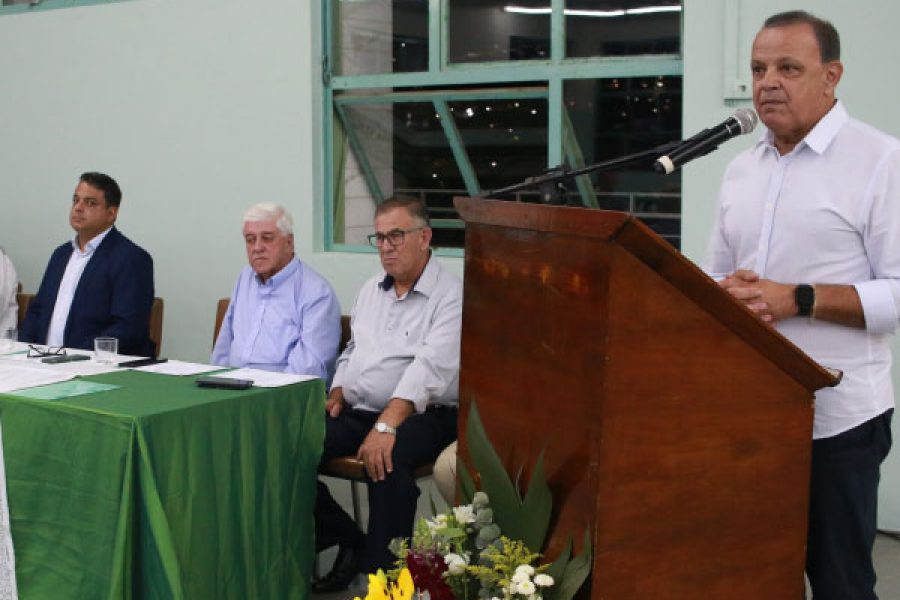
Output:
[406, 551, 455, 600]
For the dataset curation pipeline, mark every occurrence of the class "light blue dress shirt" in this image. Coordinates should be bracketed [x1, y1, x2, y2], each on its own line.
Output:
[211, 257, 342, 382]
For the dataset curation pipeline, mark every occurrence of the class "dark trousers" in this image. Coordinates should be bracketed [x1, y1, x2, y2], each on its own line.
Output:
[807, 409, 893, 600]
[314, 405, 458, 572]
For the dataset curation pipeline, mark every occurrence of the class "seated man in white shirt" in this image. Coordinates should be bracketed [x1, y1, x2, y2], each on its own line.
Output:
[212, 203, 341, 381]
[313, 196, 461, 593]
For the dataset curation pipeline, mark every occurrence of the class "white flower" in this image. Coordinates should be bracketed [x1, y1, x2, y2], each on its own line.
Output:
[514, 564, 535, 577]
[425, 513, 448, 536]
[516, 580, 536, 595]
[453, 504, 476, 524]
[444, 552, 468, 575]
[511, 571, 531, 584]
[534, 573, 554, 587]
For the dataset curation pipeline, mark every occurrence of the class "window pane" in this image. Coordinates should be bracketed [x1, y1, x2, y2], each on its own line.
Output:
[335, 89, 550, 249]
[564, 76, 682, 247]
[337, 99, 467, 247]
[447, 96, 548, 193]
[566, 1, 681, 58]
[448, 0, 550, 64]
[334, 0, 428, 76]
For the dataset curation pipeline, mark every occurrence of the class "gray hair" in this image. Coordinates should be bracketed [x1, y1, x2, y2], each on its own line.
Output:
[243, 203, 293, 236]
[375, 195, 431, 228]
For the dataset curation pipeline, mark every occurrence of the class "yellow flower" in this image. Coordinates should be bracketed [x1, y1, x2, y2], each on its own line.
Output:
[353, 568, 415, 600]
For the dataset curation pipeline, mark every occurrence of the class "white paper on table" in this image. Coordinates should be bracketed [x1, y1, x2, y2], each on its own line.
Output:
[0, 363, 74, 393]
[0, 347, 143, 375]
[216, 368, 318, 388]
[134, 360, 221, 376]
[0, 422, 19, 600]
[0, 341, 29, 358]
[48, 360, 123, 377]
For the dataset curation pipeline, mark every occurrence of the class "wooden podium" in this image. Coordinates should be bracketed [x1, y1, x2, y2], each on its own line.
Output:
[453, 197, 839, 600]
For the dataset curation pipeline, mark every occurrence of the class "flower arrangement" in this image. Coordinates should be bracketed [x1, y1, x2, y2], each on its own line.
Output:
[354, 402, 592, 600]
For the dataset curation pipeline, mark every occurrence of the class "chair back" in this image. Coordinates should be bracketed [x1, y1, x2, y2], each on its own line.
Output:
[16, 293, 34, 331]
[213, 298, 230, 346]
[149, 297, 164, 358]
[339, 315, 351, 353]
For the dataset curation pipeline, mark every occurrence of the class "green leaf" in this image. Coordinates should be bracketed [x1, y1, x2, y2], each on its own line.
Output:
[550, 528, 593, 600]
[457, 456, 476, 505]
[520, 451, 553, 550]
[544, 538, 573, 585]
[466, 402, 524, 540]
[437, 527, 467, 540]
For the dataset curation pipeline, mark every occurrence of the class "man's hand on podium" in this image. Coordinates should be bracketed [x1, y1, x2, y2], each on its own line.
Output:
[719, 269, 795, 323]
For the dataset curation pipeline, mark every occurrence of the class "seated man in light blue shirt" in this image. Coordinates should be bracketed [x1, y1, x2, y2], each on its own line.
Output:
[212, 203, 341, 381]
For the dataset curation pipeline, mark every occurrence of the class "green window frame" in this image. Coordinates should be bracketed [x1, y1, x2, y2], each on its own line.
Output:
[0, 0, 133, 15]
[323, 0, 683, 255]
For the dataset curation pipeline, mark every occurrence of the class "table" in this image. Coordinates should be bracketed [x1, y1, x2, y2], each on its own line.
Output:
[0, 369, 324, 599]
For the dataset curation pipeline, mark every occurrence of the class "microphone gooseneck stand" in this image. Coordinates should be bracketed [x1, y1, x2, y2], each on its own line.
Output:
[482, 140, 682, 205]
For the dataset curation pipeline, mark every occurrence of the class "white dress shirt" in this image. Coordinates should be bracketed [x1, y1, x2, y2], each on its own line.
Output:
[705, 101, 900, 438]
[332, 256, 463, 414]
[46, 228, 113, 347]
[0, 249, 17, 333]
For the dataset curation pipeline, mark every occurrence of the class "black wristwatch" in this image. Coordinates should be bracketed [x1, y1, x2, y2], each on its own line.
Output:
[795, 284, 815, 317]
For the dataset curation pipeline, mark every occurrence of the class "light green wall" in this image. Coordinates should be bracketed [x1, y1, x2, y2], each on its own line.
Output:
[0, 0, 463, 365]
[0, 0, 897, 528]
[682, 0, 900, 529]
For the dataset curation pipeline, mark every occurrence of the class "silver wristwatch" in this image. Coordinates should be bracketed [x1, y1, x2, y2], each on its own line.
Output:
[374, 421, 397, 435]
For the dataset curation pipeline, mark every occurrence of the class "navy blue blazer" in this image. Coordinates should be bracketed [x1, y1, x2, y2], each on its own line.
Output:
[20, 227, 155, 357]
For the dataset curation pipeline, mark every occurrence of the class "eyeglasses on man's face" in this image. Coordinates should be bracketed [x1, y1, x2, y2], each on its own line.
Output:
[367, 227, 424, 248]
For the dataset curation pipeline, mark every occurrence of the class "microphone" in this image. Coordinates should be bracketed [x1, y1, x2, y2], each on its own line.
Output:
[654, 108, 758, 174]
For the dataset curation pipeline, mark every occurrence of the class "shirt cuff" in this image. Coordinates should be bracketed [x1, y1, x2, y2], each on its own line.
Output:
[854, 280, 899, 334]
[391, 381, 428, 413]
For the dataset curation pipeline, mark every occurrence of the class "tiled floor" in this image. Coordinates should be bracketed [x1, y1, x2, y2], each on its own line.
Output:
[312, 474, 900, 600]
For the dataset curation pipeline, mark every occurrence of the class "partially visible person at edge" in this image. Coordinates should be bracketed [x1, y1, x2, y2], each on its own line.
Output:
[0, 248, 18, 333]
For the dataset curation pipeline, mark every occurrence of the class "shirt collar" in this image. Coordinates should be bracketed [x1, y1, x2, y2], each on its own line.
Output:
[70, 226, 113, 256]
[378, 252, 437, 298]
[256, 256, 300, 287]
[756, 100, 848, 156]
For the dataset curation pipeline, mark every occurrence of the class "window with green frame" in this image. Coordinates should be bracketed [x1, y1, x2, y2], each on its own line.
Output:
[324, 0, 683, 253]
[0, 0, 130, 13]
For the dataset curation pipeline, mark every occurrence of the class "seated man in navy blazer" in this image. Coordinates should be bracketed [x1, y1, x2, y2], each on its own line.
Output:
[20, 172, 155, 357]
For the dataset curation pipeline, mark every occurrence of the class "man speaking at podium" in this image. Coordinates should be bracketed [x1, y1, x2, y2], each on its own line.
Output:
[704, 11, 897, 600]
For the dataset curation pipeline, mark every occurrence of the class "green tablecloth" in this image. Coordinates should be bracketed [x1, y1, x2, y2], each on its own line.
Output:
[0, 370, 325, 600]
